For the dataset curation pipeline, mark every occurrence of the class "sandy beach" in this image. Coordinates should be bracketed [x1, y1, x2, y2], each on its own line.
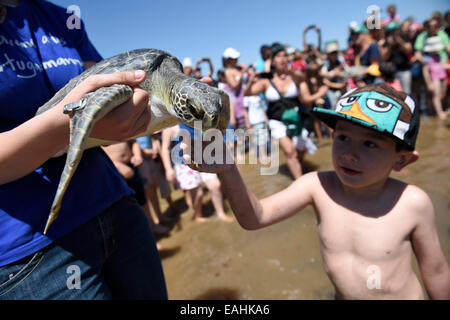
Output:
[157, 117, 450, 299]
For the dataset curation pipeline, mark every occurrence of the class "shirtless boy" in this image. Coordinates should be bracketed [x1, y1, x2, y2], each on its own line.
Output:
[182, 83, 450, 299]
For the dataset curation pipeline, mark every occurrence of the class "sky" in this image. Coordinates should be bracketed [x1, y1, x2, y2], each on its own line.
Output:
[51, 0, 449, 77]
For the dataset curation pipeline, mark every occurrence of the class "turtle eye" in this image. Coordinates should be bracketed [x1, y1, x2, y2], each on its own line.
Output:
[366, 98, 393, 112]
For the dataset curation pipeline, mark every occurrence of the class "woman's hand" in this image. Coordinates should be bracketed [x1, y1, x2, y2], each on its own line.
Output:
[0, 70, 150, 185]
[60, 70, 151, 141]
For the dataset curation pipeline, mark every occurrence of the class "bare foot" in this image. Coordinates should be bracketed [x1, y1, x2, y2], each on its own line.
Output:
[218, 214, 234, 222]
[193, 216, 209, 223]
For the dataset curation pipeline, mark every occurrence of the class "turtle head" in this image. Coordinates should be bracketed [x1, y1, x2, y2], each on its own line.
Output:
[170, 77, 230, 133]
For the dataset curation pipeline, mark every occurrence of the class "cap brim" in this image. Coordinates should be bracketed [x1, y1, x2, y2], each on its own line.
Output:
[313, 107, 361, 129]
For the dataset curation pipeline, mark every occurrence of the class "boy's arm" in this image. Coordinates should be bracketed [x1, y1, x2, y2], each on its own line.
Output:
[218, 168, 315, 229]
[182, 142, 316, 229]
[410, 187, 450, 299]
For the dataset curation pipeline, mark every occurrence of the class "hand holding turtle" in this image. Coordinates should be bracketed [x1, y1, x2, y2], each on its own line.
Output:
[59, 70, 151, 142]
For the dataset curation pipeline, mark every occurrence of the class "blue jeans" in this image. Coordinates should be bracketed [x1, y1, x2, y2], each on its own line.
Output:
[0, 196, 167, 299]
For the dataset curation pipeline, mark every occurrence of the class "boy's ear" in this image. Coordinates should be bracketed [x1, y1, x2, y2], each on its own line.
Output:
[393, 150, 419, 172]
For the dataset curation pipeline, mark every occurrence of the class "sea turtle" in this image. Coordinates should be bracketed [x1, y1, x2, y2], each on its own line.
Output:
[35, 48, 230, 234]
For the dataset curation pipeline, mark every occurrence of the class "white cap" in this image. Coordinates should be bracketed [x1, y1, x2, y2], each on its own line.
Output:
[223, 47, 240, 59]
[286, 46, 296, 55]
[326, 42, 339, 54]
[424, 36, 444, 53]
[349, 21, 359, 30]
[183, 57, 192, 68]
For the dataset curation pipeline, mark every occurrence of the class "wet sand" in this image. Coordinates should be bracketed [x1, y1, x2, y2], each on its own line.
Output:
[156, 117, 450, 300]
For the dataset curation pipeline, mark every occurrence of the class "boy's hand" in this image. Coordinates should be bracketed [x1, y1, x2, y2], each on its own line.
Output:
[180, 139, 235, 175]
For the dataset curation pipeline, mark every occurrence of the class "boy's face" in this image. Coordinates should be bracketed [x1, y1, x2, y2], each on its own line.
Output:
[332, 120, 406, 189]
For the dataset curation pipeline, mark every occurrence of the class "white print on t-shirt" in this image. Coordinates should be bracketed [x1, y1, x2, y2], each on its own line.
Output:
[0, 33, 67, 49]
[0, 53, 82, 79]
[0, 32, 75, 78]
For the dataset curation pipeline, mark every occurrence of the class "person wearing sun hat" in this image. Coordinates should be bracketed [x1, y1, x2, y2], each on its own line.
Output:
[321, 40, 347, 110]
[222, 47, 249, 160]
[184, 81, 450, 300]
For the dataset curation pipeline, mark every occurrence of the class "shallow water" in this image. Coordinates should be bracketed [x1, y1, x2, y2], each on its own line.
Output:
[157, 117, 450, 300]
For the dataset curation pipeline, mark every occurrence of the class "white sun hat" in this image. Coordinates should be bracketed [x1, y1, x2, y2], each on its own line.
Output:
[223, 47, 240, 59]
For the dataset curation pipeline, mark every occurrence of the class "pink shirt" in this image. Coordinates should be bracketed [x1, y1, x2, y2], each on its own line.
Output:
[385, 79, 403, 92]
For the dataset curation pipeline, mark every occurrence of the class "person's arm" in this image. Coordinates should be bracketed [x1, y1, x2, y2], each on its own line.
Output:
[380, 41, 392, 61]
[102, 144, 135, 179]
[396, 35, 412, 56]
[150, 136, 161, 159]
[299, 82, 328, 106]
[243, 107, 251, 130]
[303, 25, 313, 51]
[0, 71, 149, 185]
[422, 63, 434, 92]
[204, 57, 214, 78]
[323, 78, 346, 90]
[160, 127, 177, 183]
[225, 69, 242, 90]
[410, 186, 450, 299]
[181, 142, 315, 229]
[130, 139, 143, 167]
[244, 75, 268, 96]
[219, 166, 315, 229]
[112, 161, 135, 179]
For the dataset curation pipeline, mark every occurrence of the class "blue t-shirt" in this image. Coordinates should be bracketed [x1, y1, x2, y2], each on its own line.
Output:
[136, 136, 153, 150]
[359, 42, 381, 67]
[0, 0, 132, 266]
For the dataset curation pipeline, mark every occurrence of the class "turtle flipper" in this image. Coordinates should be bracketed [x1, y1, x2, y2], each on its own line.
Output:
[43, 84, 133, 234]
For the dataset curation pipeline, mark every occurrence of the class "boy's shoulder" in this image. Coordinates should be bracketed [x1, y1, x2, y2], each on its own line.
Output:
[395, 181, 433, 212]
[293, 170, 336, 195]
[384, 178, 434, 224]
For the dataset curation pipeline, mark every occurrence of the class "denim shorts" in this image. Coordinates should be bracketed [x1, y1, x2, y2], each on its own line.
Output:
[0, 195, 167, 300]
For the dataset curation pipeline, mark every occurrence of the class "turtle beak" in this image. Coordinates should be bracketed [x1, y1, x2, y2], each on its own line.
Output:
[202, 112, 219, 129]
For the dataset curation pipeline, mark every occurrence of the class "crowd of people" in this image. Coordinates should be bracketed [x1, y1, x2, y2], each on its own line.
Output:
[129, 5, 450, 238]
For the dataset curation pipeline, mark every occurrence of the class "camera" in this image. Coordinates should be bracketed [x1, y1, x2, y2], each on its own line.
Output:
[259, 72, 273, 79]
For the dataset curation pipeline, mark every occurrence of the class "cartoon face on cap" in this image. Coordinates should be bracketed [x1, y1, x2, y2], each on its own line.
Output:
[334, 84, 416, 141]
[312, 83, 419, 150]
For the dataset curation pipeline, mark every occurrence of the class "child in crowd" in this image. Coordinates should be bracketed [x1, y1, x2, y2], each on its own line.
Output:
[182, 83, 450, 299]
[102, 141, 169, 238]
[161, 124, 233, 223]
[243, 93, 270, 163]
[379, 62, 404, 91]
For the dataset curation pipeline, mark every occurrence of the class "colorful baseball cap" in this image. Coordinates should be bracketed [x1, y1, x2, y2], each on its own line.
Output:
[353, 24, 369, 34]
[312, 83, 420, 150]
[386, 21, 400, 32]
